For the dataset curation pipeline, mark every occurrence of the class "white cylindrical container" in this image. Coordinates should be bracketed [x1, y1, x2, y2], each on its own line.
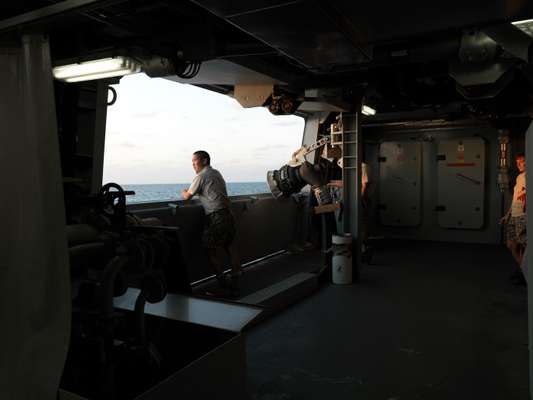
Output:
[332, 234, 353, 284]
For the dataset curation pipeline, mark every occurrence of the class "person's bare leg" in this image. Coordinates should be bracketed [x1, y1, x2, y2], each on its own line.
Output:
[507, 240, 516, 260]
[517, 244, 525, 266]
[508, 240, 522, 265]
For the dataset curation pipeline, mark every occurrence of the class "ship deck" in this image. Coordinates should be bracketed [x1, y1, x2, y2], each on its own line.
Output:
[245, 241, 529, 400]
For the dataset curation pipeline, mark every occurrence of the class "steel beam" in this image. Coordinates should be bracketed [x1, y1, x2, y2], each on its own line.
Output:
[526, 119, 533, 400]
[1, 34, 71, 399]
[91, 80, 109, 194]
[314, 0, 372, 62]
[301, 112, 322, 162]
[0, 0, 128, 33]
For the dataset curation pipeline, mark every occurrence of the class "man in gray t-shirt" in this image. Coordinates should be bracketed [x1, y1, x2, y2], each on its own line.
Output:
[181, 150, 241, 295]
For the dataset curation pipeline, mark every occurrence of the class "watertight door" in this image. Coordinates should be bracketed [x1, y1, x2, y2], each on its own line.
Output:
[378, 141, 422, 227]
[437, 137, 485, 229]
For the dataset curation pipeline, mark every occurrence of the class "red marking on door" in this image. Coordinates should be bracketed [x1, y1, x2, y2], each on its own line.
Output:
[446, 163, 475, 167]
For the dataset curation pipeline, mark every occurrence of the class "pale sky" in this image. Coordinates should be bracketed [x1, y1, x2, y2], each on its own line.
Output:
[103, 73, 305, 184]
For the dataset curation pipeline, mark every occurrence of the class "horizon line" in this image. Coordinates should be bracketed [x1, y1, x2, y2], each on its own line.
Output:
[108, 180, 269, 186]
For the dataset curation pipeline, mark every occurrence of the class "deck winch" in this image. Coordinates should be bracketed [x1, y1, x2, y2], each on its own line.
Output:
[267, 137, 334, 205]
[63, 183, 189, 398]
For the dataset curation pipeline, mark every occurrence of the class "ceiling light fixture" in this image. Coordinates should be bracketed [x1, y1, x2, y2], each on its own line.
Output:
[53, 56, 142, 83]
[512, 18, 533, 25]
[361, 105, 376, 116]
[512, 18, 533, 37]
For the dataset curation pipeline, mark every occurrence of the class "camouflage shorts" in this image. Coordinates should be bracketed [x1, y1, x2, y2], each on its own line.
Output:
[506, 215, 527, 246]
[203, 208, 236, 249]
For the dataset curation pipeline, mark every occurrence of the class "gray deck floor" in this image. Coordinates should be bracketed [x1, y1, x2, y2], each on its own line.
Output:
[246, 241, 529, 400]
[193, 250, 323, 298]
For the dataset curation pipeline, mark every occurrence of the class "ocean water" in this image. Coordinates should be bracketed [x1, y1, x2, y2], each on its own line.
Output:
[123, 182, 270, 204]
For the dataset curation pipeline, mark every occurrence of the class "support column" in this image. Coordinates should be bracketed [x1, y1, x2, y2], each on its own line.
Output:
[91, 80, 110, 193]
[301, 112, 322, 163]
[0, 35, 70, 399]
[526, 119, 533, 400]
[301, 112, 325, 263]
[341, 111, 362, 281]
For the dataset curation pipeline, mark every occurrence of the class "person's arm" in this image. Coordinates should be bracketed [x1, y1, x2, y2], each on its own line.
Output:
[500, 207, 512, 224]
[182, 175, 201, 201]
[327, 180, 343, 188]
[361, 163, 369, 198]
[519, 189, 526, 213]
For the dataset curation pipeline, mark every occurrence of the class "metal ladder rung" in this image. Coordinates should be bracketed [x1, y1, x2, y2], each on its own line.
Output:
[343, 166, 358, 170]
[342, 156, 358, 159]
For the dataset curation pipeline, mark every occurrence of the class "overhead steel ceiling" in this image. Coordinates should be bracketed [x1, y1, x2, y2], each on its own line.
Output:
[1, 0, 533, 116]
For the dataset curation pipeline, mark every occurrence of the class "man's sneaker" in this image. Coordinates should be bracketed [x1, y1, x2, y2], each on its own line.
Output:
[218, 271, 242, 298]
[207, 274, 240, 298]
